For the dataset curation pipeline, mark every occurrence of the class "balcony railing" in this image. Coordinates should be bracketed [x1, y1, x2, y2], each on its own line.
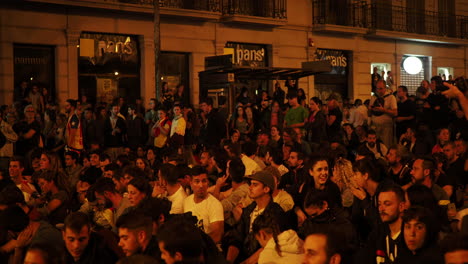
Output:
[117, 0, 287, 19]
[117, 0, 220, 12]
[312, 0, 468, 39]
[222, 0, 287, 19]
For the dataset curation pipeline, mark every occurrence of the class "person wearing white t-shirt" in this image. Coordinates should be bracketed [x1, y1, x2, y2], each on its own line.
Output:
[183, 166, 224, 244]
[9, 158, 37, 203]
[155, 163, 187, 214]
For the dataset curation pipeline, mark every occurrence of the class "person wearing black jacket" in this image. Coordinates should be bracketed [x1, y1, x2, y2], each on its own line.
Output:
[291, 156, 342, 228]
[351, 158, 394, 245]
[62, 212, 118, 264]
[126, 104, 146, 151]
[104, 104, 126, 160]
[200, 97, 227, 148]
[299, 191, 357, 263]
[224, 170, 285, 264]
[355, 184, 407, 264]
[395, 206, 444, 264]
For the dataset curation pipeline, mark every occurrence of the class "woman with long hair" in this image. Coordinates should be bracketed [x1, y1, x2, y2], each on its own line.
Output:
[293, 156, 342, 226]
[39, 151, 63, 172]
[231, 105, 249, 138]
[331, 157, 357, 208]
[136, 157, 155, 181]
[127, 177, 152, 208]
[252, 213, 303, 264]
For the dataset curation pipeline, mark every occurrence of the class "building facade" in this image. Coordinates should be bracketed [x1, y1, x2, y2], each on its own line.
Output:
[0, 0, 467, 107]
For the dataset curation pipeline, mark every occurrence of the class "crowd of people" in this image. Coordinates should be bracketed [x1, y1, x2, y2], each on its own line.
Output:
[0, 76, 468, 264]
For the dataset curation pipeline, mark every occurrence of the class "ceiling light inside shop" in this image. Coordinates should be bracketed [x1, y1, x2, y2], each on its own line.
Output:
[403, 56, 423, 75]
[114, 71, 119, 76]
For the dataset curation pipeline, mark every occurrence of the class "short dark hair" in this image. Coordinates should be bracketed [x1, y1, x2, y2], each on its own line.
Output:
[267, 147, 283, 165]
[353, 158, 381, 182]
[398, 85, 408, 93]
[100, 153, 111, 162]
[93, 177, 117, 195]
[159, 163, 178, 185]
[200, 97, 213, 106]
[116, 211, 153, 235]
[242, 141, 258, 157]
[64, 212, 91, 234]
[378, 184, 405, 203]
[303, 229, 345, 260]
[136, 197, 171, 225]
[418, 156, 436, 180]
[9, 156, 25, 168]
[64, 151, 79, 161]
[190, 165, 207, 177]
[402, 206, 439, 248]
[227, 143, 242, 157]
[66, 99, 77, 108]
[304, 190, 329, 209]
[367, 129, 377, 136]
[229, 157, 245, 183]
[157, 219, 203, 261]
[123, 166, 146, 179]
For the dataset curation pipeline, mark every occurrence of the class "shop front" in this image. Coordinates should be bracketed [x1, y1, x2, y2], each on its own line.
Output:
[13, 44, 56, 103]
[78, 32, 140, 106]
[199, 54, 331, 112]
[314, 48, 350, 101]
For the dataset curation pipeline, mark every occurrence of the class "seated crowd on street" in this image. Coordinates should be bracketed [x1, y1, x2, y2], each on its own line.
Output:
[1, 75, 468, 264]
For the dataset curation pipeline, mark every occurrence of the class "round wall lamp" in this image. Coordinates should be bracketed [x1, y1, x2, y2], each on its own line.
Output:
[403, 56, 423, 75]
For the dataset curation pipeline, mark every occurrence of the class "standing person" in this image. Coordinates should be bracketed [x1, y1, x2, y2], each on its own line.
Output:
[326, 98, 343, 143]
[126, 104, 146, 151]
[371, 66, 381, 94]
[386, 71, 395, 92]
[28, 84, 44, 114]
[14, 105, 42, 155]
[231, 106, 249, 139]
[284, 90, 308, 131]
[305, 97, 327, 144]
[370, 80, 398, 147]
[349, 99, 368, 128]
[169, 104, 186, 149]
[273, 81, 286, 108]
[396, 85, 416, 140]
[104, 104, 126, 160]
[0, 109, 18, 169]
[64, 99, 84, 153]
[145, 98, 158, 146]
[200, 97, 226, 148]
[152, 108, 171, 151]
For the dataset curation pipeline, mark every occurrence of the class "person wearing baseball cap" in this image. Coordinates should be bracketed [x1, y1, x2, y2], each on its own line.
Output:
[225, 170, 286, 264]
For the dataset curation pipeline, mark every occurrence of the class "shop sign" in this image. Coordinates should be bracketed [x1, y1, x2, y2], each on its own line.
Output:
[315, 48, 348, 75]
[225, 42, 267, 67]
[80, 33, 139, 65]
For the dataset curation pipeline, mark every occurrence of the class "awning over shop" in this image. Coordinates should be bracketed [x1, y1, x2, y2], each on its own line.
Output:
[199, 55, 332, 81]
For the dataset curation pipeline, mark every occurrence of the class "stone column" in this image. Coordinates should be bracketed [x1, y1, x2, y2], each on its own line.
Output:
[140, 35, 156, 105]
[66, 29, 80, 101]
